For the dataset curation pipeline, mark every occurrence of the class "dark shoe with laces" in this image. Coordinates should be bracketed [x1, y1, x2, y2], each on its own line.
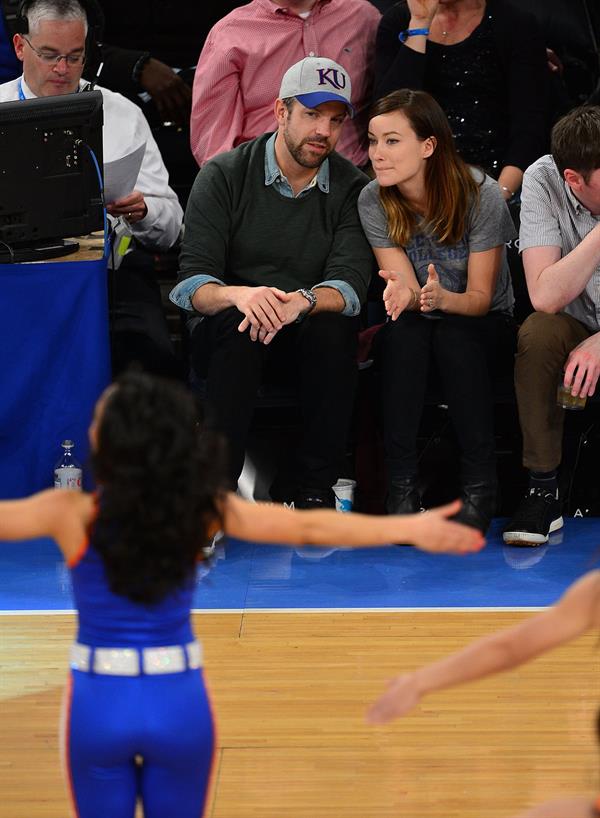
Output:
[453, 482, 496, 535]
[386, 477, 421, 515]
[294, 488, 336, 510]
[502, 488, 563, 546]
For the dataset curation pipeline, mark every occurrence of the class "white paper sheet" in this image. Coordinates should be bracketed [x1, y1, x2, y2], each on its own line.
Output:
[103, 142, 146, 204]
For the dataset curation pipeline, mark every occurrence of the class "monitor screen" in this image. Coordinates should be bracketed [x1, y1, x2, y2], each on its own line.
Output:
[0, 90, 104, 262]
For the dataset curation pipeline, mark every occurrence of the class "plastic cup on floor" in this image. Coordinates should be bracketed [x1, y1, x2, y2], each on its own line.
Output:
[332, 478, 356, 512]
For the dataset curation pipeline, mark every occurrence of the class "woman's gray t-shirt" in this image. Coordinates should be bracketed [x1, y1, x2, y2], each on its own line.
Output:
[357, 171, 516, 315]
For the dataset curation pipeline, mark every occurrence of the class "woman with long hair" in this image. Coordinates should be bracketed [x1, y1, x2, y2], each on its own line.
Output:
[367, 568, 600, 818]
[0, 371, 483, 818]
[358, 88, 516, 532]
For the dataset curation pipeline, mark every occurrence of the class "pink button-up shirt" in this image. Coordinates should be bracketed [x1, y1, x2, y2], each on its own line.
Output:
[190, 0, 381, 168]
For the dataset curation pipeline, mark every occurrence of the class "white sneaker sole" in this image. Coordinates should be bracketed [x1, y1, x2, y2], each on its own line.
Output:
[502, 516, 564, 547]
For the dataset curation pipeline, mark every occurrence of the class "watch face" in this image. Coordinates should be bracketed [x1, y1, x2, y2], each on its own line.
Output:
[299, 288, 316, 308]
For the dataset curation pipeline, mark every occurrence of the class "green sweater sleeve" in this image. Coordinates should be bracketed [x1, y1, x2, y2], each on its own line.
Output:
[320, 172, 375, 307]
[178, 161, 232, 283]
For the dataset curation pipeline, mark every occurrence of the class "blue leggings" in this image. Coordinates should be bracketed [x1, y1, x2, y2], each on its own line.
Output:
[63, 669, 215, 818]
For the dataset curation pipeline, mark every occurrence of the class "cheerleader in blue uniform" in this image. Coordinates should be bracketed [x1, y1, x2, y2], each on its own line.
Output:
[0, 372, 482, 818]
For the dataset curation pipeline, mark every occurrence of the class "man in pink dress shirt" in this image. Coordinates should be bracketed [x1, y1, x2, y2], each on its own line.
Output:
[190, 0, 381, 169]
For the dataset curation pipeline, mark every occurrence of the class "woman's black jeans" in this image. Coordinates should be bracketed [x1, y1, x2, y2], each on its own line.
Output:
[380, 311, 516, 487]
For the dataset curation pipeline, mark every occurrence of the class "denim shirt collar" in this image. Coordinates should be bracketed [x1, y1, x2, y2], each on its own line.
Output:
[264, 132, 330, 196]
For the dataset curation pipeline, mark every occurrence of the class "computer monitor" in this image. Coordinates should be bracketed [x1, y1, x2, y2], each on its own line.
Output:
[0, 90, 104, 263]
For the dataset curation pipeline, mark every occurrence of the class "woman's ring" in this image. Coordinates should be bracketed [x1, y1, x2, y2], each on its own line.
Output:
[428, 298, 433, 307]
[127, 212, 133, 219]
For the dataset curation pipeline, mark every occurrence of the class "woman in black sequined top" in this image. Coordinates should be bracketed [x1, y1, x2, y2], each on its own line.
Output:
[374, 0, 550, 200]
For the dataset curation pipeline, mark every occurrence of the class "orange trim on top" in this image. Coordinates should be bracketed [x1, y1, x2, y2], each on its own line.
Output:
[67, 536, 89, 569]
[206, 518, 221, 540]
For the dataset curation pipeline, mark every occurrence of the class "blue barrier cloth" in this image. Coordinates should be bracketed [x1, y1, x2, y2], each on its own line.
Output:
[0, 255, 111, 498]
[0, 10, 20, 84]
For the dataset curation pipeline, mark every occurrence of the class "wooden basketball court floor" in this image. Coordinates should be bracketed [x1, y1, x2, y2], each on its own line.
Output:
[1, 519, 600, 817]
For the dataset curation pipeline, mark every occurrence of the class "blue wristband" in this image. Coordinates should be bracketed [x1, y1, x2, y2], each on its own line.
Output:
[399, 28, 430, 42]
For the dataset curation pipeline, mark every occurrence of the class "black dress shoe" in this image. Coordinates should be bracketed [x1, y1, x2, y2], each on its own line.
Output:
[386, 477, 421, 515]
[454, 482, 496, 534]
[294, 488, 336, 509]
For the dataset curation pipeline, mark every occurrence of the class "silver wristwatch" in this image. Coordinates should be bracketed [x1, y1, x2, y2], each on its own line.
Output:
[295, 287, 317, 322]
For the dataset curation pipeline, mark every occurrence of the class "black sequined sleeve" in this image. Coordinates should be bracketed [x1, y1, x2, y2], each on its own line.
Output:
[494, 3, 550, 172]
[374, 2, 425, 101]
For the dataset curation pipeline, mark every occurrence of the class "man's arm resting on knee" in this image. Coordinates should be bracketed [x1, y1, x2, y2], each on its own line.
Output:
[523, 224, 600, 313]
[259, 286, 346, 327]
[310, 286, 345, 315]
[191, 282, 291, 336]
[191, 282, 246, 317]
[237, 286, 348, 345]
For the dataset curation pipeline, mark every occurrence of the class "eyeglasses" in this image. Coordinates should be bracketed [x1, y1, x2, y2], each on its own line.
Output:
[22, 36, 85, 66]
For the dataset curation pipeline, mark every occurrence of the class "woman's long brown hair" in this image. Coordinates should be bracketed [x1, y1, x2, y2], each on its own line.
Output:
[371, 89, 480, 247]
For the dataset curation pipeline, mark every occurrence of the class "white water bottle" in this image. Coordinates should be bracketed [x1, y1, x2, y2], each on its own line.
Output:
[54, 440, 82, 490]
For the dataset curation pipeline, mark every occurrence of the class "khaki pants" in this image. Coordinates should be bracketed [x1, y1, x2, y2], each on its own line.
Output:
[515, 312, 590, 472]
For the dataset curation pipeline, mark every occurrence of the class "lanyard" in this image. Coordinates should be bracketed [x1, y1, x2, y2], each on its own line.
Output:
[18, 79, 85, 99]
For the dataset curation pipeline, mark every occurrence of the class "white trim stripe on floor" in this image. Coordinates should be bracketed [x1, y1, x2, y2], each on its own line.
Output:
[0, 606, 548, 615]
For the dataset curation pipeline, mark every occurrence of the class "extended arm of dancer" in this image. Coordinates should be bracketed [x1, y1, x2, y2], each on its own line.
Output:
[510, 796, 599, 818]
[0, 490, 92, 561]
[220, 494, 484, 554]
[367, 569, 600, 724]
[0, 491, 483, 560]
[0, 490, 85, 542]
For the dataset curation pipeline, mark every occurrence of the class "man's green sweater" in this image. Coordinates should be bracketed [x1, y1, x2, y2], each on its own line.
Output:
[178, 133, 373, 306]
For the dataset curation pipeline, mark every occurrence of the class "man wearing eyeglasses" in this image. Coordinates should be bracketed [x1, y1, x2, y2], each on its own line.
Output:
[0, 0, 183, 378]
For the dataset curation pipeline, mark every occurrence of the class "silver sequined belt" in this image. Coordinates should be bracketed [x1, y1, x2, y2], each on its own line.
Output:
[70, 641, 203, 676]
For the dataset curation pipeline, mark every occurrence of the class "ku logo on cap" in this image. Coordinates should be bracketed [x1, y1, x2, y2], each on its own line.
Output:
[317, 68, 347, 90]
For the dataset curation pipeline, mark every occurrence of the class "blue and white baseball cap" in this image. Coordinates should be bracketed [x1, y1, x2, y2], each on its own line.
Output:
[279, 57, 354, 118]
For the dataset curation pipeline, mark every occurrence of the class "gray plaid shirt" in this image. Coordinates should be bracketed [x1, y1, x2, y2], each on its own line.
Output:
[520, 154, 600, 332]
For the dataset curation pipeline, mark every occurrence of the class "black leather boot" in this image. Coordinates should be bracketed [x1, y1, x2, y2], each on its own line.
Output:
[386, 477, 421, 515]
[454, 481, 496, 534]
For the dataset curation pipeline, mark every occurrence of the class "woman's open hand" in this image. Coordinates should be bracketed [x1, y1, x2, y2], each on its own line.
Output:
[379, 269, 417, 320]
[420, 263, 447, 312]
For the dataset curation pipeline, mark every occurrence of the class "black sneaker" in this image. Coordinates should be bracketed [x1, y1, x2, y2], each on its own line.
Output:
[386, 477, 421, 515]
[502, 488, 563, 546]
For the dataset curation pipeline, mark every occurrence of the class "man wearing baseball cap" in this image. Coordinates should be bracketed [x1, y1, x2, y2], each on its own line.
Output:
[279, 56, 355, 117]
[170, 56, 373, 508]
